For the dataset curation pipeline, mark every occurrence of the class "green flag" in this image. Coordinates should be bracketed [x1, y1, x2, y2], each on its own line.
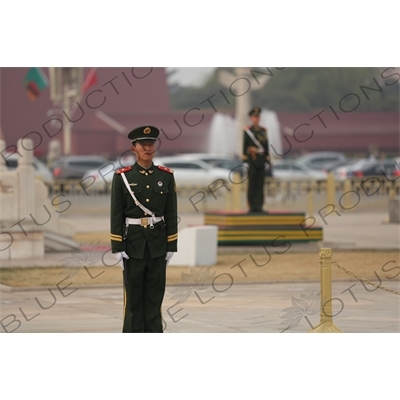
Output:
[24, 67, 48, 100]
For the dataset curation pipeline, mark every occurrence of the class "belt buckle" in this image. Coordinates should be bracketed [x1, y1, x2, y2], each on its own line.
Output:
[140, 217, 149, 228]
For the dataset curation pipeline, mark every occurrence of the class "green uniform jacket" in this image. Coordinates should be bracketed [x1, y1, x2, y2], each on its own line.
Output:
[242, 125, 269, 166]
[110, 162, 178, 259]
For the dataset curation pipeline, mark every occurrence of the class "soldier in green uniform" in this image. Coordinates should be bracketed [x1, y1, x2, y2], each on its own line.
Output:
[110, 126, 178, 333]
[242, 107, 270, 213]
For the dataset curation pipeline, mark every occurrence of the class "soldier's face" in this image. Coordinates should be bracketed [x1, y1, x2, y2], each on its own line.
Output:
[131, 141, 156, 164]
[250, 115, 260, 126]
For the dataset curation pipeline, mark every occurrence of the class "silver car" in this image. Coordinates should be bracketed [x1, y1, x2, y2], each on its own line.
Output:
[271, 159, 327, 181]
[296, 151, 347, 171]
[81, 155, 136, 191]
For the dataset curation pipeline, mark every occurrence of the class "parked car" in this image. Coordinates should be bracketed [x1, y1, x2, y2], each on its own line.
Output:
[83, 154, 236, 191]
[154, 156, 232, 187]
[206, 159, 247, 177]
[50, 155, 109, 179]
[81, 155, 136, 191]
[296, 151, 347, 171]
[324, 158, 358, 172]
[332, 159, 372, 180]
[3, 152, 54, 185]
[168, 152, 247, 178]
[270, 160, 327, 181]
[334, 159, 400, 179]
[169, 152, 238, 164]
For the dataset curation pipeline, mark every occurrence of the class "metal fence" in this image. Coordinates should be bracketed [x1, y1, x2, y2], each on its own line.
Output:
[47, 174, 400, 215]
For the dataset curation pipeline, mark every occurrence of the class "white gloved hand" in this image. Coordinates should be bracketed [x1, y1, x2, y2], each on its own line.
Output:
[115, 251, 129, 270]
[165, 252, 174, 267]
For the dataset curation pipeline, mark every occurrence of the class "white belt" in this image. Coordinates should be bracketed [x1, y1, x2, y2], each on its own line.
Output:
[126, 216, 164, 229]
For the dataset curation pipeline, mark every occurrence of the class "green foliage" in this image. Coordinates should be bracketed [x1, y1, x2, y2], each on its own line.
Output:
[169, 67, 399, 112]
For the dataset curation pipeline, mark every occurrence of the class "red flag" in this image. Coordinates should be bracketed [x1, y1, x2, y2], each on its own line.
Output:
[82, 68, 98, 93]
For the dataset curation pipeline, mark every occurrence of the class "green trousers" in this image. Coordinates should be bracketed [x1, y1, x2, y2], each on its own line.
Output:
[122, 245, 166, 333]
[247, 155, 266, 212]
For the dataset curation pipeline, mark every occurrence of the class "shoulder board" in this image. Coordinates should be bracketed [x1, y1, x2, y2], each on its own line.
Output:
[157, 165, 174, 174]
[245, 125, 251, 130]
[115, 166, 133, 174]
[260, 125, 267, 131]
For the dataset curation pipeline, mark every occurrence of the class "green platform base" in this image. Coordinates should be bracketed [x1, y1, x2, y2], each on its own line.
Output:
[204, 210, 323, 246]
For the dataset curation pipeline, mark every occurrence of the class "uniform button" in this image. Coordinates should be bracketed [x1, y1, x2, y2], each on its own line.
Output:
[160, 191, 163, 194]
[146, 199, 149, 202]
[146, 185, 150, 189]
[145, 172, 148, 176]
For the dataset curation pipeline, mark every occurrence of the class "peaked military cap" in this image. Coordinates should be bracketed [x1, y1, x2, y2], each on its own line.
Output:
[128, 126, 159, 143]
[249, 107, 261, 117]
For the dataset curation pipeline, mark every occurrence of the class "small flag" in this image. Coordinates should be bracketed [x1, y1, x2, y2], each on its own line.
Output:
[23, 67, 49, 100]
[82, 68, 98, 93]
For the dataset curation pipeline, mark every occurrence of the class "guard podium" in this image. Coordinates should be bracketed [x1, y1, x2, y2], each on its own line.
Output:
[204, 210, 323, 245]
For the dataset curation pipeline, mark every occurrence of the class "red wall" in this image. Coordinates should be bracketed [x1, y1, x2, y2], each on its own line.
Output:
[1, 68, 398, 160]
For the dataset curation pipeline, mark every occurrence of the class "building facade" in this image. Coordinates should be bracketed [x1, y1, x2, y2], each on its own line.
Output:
[1, 67, 398, 162]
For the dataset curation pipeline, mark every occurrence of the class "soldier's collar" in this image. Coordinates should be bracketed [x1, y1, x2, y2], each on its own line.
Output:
[135, 162, 154, 174]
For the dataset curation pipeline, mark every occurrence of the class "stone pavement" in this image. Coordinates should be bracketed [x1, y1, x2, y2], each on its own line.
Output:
[1, 281, 399, 333]
[0, 211, 399, 333]
[0, 211, 398, 268]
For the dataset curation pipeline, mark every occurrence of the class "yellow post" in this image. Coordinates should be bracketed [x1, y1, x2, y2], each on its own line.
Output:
[309, 248, 342, 333]
[225, 184, 232, 210]
[342, 179, 352, 210]
[231, 172, 242, 211]
[326, 172, 335, 205]
[307, 182, 314, 218]
[389, 185, 395, 200]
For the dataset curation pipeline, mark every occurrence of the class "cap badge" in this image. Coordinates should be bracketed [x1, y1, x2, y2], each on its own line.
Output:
[144, 127, 151, 134]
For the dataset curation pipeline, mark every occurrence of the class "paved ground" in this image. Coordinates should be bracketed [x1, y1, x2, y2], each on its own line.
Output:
[1, 281, 399, 333]
[1, 211, 399, 269]
[1, 211, 399, 333]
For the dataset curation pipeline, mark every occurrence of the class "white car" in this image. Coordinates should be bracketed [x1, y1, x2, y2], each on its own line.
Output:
[169, 152, 238, 164]
[82, 154, 236, 191]
[154, 156, 233, 187]
[160, 153, 247, 178]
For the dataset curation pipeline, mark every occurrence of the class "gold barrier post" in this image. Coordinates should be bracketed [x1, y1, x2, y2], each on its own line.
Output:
[309, 248, 342, 333]
[389, 184, 395, 200]
[307, 182, 314, 218]
[225, 185, 232, 210]
[231, 172, 242, 211]
[326, 172, 335, 205]
[342, 179, 352, 210]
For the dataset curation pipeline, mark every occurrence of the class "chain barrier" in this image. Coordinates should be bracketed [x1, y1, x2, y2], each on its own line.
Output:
[332, 261, 400, 296]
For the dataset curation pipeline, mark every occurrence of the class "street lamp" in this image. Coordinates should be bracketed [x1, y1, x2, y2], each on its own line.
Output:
[49, 68, 83, 155]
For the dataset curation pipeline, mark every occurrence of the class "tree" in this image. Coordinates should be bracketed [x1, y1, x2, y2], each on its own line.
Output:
[169, 67, 399, 113]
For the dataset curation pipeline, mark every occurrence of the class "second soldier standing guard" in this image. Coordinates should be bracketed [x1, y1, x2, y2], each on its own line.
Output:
[110, 126, 178, 333]
[242, 107, 270, 213]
